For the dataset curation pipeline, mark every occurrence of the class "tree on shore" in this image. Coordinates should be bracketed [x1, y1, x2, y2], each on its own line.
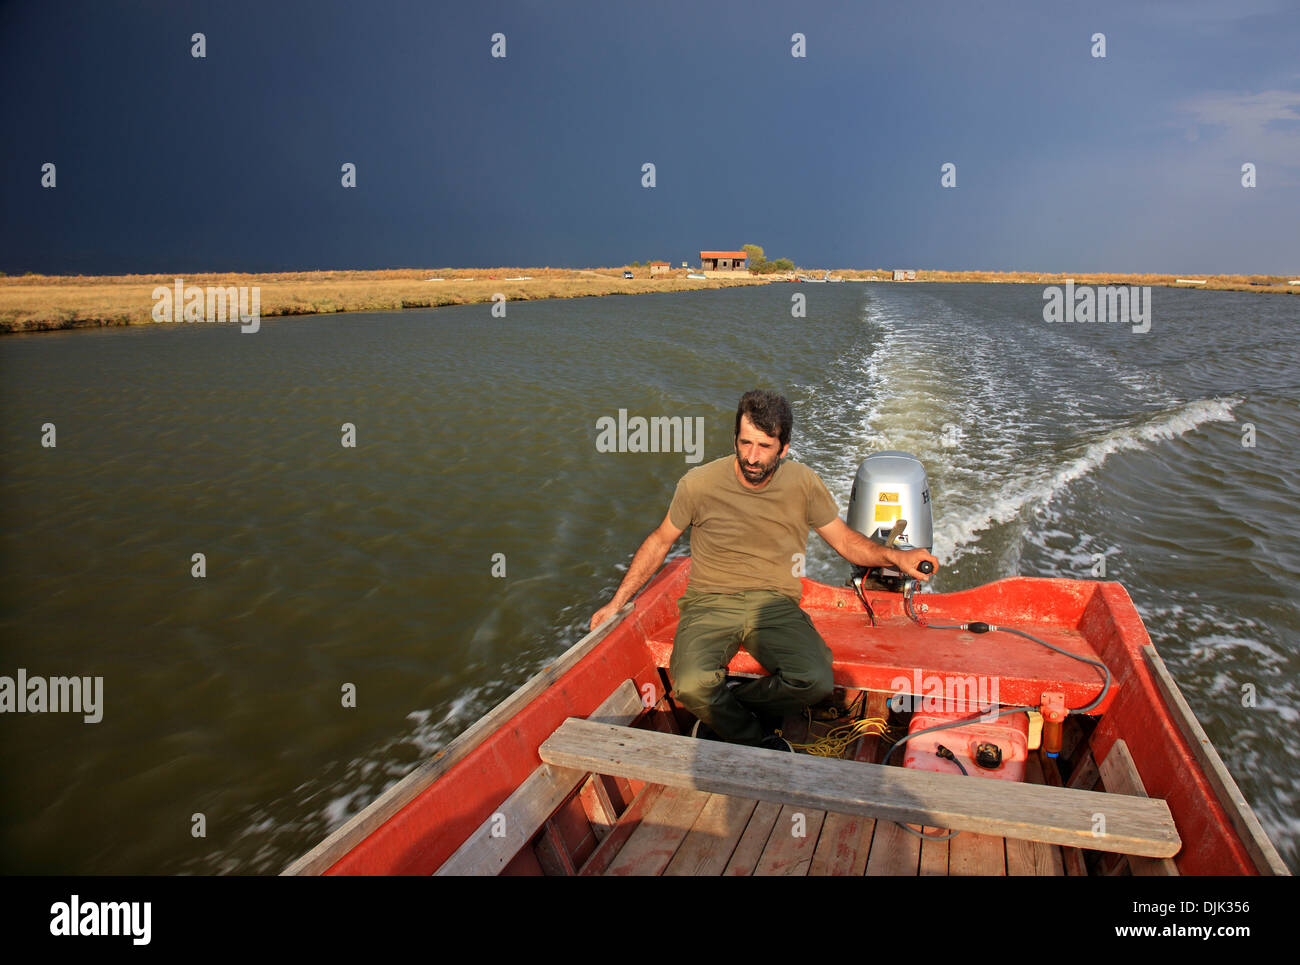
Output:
[742, 243, 794, 274]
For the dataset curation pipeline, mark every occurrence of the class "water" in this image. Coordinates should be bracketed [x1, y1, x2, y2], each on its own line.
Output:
[1, 283, 1296, 873]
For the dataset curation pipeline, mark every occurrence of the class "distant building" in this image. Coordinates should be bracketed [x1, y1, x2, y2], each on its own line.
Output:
[649, 261, 671, 276]
[892, 270, 916, 281]
[700, 250, 748, 271]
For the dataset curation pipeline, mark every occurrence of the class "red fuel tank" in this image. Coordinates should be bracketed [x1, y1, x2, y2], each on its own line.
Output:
[902, 711, 1029, 782]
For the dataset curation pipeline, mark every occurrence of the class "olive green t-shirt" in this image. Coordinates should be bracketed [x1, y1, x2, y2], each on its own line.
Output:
[668, 455, 840, 602]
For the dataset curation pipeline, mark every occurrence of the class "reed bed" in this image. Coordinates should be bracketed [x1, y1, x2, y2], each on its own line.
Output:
[0, 267, 768, 333]
[1, 266, 1291, 334]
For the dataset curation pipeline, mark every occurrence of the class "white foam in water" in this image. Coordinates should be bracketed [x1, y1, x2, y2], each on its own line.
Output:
[404, 683, 500, 758]
[322, 786, 371, 829]
[932, 396, 1242, 559]
[796, 292, 1245, 575]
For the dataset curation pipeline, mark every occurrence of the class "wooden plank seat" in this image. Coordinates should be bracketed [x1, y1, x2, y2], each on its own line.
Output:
[538, 718, 1183, 859]
[434, 680, 644, 875]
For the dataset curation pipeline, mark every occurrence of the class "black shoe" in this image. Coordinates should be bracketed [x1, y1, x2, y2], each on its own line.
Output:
[758, 733, 793, 752]
[690, 718, 722, 741]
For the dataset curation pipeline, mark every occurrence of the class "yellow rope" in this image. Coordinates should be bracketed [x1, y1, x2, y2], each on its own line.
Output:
[780, 709, 895, 758]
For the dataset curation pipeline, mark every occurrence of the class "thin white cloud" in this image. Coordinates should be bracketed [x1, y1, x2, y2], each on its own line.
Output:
[1139, 0, 1294, 24]
[1177, 88, 1300, 167]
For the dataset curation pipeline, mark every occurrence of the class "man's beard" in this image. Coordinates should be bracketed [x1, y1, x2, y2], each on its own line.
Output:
[737, 449, 781, 485]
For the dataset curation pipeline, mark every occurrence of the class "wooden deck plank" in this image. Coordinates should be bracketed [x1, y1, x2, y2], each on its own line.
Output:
[918, 826, 950, 876]
[578, 774, 620, 840]
[809, 812, 875, 876]
[1067, 749, 1101, 790]
[549, 793, 598, 868]
[1033, 750, 1089, 874]
[1005, 834, 1063, 876]
[1097, 738, 1180, 876]
[948, 831, 1007, 876]
[603, 785, 711, 876]
[865, 818, 921, 875]
[1006, 753, 1067, 876]
[540, 718, 1182, 858]
[754, 805, 826, 876]
[534, 821, 577, 876]
[663, 793, 757, 876]
[434, 681, 643, 875]
[723, 800, 782, 876]
[577, 782, 666, 876]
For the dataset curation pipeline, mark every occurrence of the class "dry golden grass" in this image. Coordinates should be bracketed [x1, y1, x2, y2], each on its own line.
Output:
[0, 267, 770, 333]
[831, 268, 1297, 293]
[2, 265, 1292, 333]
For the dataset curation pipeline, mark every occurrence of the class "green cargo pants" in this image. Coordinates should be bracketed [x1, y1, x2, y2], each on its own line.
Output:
[669, 588, 834, 745]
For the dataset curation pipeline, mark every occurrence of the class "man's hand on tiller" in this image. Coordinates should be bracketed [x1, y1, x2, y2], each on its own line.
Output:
[890, 546, 940, 581]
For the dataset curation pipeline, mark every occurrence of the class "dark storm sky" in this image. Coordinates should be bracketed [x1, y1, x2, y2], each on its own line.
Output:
[2, 0, 1298, 275]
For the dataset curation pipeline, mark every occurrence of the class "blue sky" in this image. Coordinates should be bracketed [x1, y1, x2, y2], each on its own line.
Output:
[2, 0, 1297, 274]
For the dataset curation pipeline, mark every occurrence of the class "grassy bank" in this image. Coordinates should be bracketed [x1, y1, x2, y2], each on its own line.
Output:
[2, 266, 1293, 334]
[831, 268, 1297, 293]
[0, 267, 770, 334]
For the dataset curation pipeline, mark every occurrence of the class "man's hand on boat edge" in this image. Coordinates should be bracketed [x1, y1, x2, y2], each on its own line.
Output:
[589, 599, 625, 633]
[589, 512, 685, 632]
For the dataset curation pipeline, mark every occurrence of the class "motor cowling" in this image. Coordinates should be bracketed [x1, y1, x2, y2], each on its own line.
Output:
[845, 451, 933, 592]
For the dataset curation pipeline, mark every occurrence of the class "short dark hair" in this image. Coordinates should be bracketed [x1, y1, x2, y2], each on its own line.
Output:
[734, 390, 793, 447]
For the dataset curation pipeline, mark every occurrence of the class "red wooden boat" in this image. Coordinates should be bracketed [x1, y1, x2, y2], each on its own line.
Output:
[284, 556, 1289, 877]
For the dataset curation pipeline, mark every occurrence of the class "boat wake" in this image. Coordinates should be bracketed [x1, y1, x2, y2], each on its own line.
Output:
[931, 395, 1243, 561]
[792, 288, 1244, 584]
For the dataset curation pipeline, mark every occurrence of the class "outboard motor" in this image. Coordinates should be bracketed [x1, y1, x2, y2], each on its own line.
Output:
[845, 451, 933, 593]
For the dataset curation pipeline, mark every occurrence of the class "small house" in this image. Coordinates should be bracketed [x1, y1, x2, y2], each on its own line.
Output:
[700, 251, 748, 271]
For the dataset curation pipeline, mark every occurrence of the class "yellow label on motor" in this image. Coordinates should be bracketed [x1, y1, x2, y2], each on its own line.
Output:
[874, 505, 902, 522]
[1026, 711, 1043, 750]
[878, 492, 899, 502]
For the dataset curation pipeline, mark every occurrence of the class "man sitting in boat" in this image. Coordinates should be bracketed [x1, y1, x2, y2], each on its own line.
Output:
[590, 389, 939, 750]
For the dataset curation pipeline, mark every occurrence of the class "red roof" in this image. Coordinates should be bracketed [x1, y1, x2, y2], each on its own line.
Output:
[699, 251, 748, 259]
